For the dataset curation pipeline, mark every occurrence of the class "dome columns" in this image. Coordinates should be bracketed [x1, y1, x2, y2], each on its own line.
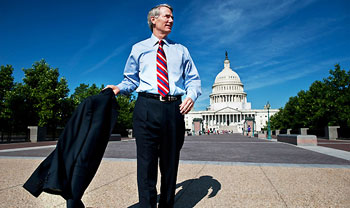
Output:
[210, 94, 247, 104]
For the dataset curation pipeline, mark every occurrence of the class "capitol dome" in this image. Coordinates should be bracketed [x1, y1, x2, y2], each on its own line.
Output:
[214, 54, 241, 84]
[214, 68, 241, 84]
[209, 52, 251, 111]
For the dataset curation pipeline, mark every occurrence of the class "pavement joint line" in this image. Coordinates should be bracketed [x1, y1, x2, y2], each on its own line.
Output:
[184, 141, 276, 144]
[0, 145, 56, 153]
[318, 142, 350, 144]
[179, 160, 350, 169]
[85, 170, 136, 195]
[0, 184, 23, 192]
[297, 145, 350, 161]
[259, 166, 288, 208]
[270, 140, 350, 161]
[2, 157, 349, 169]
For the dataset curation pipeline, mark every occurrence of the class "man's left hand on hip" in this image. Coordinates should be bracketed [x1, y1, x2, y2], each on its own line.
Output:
[179, 97, 194, 115]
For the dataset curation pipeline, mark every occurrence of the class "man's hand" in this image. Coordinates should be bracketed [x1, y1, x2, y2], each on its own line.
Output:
[104, 85, 120, 95]
[179, 97, 194, 115]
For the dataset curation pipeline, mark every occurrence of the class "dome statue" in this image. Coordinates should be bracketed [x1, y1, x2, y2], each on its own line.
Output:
[214, 52, 242, 84]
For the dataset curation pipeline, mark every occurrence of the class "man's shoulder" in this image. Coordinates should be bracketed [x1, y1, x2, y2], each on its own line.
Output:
[133, 38, 152, 48]
[129, 37, 154, 55]
[167, 39, 191, 56]
[167, 39, 186, 48]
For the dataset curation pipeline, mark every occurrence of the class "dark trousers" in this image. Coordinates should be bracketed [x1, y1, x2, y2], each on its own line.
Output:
[133, 95, 185, 208]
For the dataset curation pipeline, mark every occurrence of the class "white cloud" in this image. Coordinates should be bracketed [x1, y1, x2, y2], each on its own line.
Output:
[243, 57, 350, 91]
[182, 0, 316, 45]
[83, 43, 130, 74]
[177, 0, 350, 94]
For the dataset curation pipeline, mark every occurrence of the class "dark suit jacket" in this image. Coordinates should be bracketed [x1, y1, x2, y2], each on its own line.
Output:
[23, 88, 118, 200]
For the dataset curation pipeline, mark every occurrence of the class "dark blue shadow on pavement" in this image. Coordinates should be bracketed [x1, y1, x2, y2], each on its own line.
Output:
[128, 175, 221, 208]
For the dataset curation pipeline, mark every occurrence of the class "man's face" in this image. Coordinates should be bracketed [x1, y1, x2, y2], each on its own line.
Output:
[151, 7, 174, 36]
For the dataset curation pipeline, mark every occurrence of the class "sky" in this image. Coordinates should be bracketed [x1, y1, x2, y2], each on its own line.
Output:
[1, 0, 350, 110]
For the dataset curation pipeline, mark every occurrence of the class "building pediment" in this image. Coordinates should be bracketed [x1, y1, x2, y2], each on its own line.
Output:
[214, 107, 242, 114]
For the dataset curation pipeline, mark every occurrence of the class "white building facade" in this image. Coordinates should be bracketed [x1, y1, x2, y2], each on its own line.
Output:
[185, 53, 279, 134]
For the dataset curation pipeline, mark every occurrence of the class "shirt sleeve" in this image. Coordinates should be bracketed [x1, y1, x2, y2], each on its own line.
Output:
[183, 47, 202, 102]
[117, 46, 140, 95]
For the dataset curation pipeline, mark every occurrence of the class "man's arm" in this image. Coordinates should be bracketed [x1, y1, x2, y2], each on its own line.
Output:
[180, 47, 201, 115]
[105, 46, 140, 95]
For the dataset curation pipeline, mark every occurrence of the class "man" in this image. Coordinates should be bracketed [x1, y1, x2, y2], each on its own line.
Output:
[106, 4, 201, 208]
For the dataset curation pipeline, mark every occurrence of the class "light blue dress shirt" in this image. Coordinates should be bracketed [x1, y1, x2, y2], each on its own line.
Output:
[117, 34, 202, 102]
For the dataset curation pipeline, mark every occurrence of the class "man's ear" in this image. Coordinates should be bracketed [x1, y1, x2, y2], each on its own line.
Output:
[150, 16, 157, 24]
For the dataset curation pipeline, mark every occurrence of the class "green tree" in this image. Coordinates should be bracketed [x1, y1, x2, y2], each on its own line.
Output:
[323, 64, 350, 126]
[114, 95, 135, 136]
[70, 83, 104, 107]
[0, 65, 14, 102]
[22, 59, 70, 138]
[0, 65, 15, 141]
[71, 84, 136, 136]
[1, 83, 31, 141]
[270, 64, 350, 135]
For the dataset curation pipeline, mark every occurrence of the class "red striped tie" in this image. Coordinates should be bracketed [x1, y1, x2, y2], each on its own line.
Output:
[157, 40, 169, 97]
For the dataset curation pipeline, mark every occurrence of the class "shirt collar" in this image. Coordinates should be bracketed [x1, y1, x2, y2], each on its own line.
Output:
[151, 34, 170, 46]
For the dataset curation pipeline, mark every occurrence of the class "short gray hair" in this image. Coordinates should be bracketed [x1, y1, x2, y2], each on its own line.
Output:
[147, 4, 173, 32]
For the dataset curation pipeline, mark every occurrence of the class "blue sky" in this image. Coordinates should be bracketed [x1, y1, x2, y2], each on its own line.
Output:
[1, 0, 350, 110]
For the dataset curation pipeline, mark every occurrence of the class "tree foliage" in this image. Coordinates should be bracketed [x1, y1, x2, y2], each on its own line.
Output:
[2, 84, 29, 136]
[114, 95, 135, 136]
[22, 59, 70, 128]
[1, 60, 136, 140]
[71, 83, 104, 107]
[0, 65, 14, 102]
[0, 65, 15, 139]
[270, 64, 350, 132]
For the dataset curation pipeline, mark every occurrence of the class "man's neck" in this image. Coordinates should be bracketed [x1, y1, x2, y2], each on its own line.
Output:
[153, 31, 168, 40]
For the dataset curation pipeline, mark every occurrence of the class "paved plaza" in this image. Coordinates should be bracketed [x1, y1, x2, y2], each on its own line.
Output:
[0, 134, 349, 207]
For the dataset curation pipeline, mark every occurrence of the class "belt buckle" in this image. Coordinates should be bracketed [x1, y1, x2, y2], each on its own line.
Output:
[159, 96, 167, 102]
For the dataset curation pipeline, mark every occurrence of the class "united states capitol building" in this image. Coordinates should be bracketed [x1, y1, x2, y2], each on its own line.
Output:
[185, 53, 279, 134]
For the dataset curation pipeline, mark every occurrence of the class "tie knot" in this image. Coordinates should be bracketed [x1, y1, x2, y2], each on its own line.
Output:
[159, 40, 164, 47]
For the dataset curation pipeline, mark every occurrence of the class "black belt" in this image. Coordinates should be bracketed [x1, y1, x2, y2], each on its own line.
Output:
[139, 92, 182, 102]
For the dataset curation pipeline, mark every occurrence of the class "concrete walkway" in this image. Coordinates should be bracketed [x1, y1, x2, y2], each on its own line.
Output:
[0, 134, 349, 207]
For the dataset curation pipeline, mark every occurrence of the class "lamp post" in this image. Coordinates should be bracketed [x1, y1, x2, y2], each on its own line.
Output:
[264, 101, 271, 140]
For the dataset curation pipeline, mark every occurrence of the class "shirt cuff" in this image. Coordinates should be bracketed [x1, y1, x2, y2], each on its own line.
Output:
[116, 83, 128, 95]
[186, 92, 197, 103]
